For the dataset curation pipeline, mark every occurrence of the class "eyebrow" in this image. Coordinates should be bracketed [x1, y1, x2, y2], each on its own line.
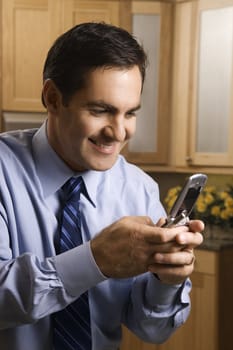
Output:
[84, 100, 141, 114]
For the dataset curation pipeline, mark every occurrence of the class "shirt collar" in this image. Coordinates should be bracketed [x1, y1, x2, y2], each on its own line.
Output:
[32, 121, 99, 206]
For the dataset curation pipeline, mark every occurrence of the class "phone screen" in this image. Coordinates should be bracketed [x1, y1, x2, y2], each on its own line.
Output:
[176, 186, 201, 217]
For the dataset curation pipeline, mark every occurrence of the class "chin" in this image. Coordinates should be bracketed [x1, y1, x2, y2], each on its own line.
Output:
[90, 164, 114, 172]
[89, 158, 118, 172]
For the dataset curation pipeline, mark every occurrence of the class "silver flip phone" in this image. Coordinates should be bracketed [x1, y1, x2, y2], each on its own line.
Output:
[163, 173, 208, 227]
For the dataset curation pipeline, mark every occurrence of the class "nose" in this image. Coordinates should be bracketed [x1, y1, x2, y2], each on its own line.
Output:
[104, 116, 126, 142]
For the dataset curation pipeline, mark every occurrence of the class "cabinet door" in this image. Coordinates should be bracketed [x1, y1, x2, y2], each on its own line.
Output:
[124, 1, 173, 165]
[2, 0, 63, 112]
[172, 0, 233, 168]
[62, 0, 120, 31]
[189, 0, 233, 166]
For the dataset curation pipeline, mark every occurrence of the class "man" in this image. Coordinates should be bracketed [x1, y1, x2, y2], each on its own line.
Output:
[0, 22, 203, 349]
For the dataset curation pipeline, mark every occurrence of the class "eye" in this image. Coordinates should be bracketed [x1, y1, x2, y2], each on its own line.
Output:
[126, 110, 138, 118]
[89, 108, 107, 116]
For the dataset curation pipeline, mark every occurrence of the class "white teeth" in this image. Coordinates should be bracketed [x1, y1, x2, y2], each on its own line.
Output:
[98, 143, 112, 149]
[91, 139, 112, 149]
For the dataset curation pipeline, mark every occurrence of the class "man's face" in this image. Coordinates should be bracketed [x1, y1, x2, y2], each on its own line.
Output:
[47, 66, 142, 172]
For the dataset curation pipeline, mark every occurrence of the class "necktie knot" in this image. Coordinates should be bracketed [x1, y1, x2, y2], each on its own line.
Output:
[62, 176, 84, 203]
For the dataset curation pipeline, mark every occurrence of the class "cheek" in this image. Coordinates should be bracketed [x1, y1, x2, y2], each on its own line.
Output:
[68, 120, 94, 139]
[76, 114, 105, 137]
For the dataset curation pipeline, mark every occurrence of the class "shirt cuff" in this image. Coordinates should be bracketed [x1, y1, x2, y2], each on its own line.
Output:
[53, 241, 107, 296]
[146, 273, 186, 306]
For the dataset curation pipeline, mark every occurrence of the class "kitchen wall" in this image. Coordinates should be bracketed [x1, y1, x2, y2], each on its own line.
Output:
[2, 112, 46, 132]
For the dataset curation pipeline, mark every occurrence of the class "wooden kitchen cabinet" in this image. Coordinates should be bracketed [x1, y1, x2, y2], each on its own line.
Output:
[2, 0, 233, 171]
[125, 0, 233, 171]
[2, 0, 59, 112]
[170, 0, 233, 169]
[124, 1, 173, 166]
[120, 244, 233, 350]
[1, 0, 126, 112]
[61, 0, 120, 33]
[126, 0, 233, 171]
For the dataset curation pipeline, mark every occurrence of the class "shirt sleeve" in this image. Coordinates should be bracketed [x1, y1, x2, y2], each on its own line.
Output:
[52, 241, 107, 296]
[122, 272, 191, 344]
[0, 202, 105, 329]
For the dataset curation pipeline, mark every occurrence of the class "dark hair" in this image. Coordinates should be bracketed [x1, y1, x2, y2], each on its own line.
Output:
[42, 22, 147, 106]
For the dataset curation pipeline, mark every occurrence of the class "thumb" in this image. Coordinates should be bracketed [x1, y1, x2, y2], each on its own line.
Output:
[156, 217, 167, 227]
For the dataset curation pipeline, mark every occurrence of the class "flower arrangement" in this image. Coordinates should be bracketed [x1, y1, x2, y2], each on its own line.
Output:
[164, 184, 233, 229]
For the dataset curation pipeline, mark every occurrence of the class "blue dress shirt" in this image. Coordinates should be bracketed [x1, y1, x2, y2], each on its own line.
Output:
[0, 122, 191, 350]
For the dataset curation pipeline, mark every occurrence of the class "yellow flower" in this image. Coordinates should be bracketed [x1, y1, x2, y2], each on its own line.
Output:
[204, 193, 215, 205]
[220, 209, 230, 220]
[205, 185, 216, 193]
[196, 201, 207, 213]
[165, 186, 181, 199]
[211, 206, 220, 217]
[164, 186, 181, 211]
[225, 197, 233, 207]
[219, 191, 228, 199]
[166, 198, 176, 211]
[223, 206, 233, 217]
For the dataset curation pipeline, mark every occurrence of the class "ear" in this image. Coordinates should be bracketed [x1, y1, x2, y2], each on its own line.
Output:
[42, 79, 62, 114]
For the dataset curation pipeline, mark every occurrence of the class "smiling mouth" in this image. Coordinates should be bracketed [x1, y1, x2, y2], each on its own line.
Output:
[89, 138, 117, 154]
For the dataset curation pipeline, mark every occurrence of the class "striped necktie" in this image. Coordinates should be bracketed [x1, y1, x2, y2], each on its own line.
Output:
[53, 176, 92, 350]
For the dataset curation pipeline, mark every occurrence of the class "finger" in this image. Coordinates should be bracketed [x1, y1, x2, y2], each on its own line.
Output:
[156, 217, 167, 227]
[148, 249, 196, 284]
[142, 224, 190, 244]
[152, 249, 195, 266]
[146, 241, 187, 254]
[175, 230, 203, 248]
[189, 219, 205, 232]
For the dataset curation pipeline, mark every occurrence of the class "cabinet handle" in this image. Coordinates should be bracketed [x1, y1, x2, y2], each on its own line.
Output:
[186, 156, 192, 164]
